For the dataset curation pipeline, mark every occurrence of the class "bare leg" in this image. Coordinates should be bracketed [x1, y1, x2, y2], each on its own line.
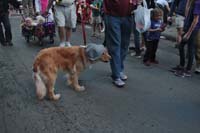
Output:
[58, 27, 65, 42]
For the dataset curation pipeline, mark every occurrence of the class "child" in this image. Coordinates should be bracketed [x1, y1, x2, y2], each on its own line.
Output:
[90, 0, 102, 37]
[143, 8, 166, 66]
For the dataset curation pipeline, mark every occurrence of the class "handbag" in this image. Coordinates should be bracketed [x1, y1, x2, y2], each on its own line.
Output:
[134, 0, 151, 33]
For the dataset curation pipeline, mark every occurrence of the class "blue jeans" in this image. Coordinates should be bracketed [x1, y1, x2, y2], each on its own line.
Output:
[132, 16, 141, 54]
[104, 15, 132, 80]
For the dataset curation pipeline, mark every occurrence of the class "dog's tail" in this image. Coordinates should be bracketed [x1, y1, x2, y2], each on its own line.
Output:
[33, 68, 47, 100]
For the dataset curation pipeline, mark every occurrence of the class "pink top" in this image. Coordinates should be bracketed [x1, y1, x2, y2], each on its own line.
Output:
[41, 0, 48, 13]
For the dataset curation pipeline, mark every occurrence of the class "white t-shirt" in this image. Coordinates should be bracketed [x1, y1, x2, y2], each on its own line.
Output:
[156, 0, 169, 6]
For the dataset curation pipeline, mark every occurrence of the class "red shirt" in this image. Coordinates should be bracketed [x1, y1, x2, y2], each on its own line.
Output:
[103, 0, 137, 17]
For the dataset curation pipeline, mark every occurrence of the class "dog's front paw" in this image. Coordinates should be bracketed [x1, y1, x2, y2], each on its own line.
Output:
[75, 86, 85, 92]
[53, 94, 61, 100]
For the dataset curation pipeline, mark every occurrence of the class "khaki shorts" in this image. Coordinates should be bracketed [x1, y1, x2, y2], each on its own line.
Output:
[175, 15, 185, 28]
[92, 16, 102, 24]
[54, 4, 77, 28]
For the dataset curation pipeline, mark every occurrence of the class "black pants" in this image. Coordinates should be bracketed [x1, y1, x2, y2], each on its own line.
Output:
[179, 31, 196, 71]
[146, 0, 155, 8]
[143, 40, 159, 62]
[0, 12, 12, 43]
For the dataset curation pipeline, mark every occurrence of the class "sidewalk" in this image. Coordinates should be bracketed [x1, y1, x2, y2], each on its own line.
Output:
[162, 24, 177, 42]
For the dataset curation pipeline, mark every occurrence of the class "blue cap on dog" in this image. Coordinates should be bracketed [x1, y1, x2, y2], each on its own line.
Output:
[86, 43, 106, 61]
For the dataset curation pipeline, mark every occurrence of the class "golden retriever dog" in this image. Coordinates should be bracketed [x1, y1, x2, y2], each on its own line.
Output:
[33, 44, 111, 100]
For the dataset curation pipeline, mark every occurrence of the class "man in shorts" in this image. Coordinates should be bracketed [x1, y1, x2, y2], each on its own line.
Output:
[168, 0, 187, 47]
[46, 0, 77, 47]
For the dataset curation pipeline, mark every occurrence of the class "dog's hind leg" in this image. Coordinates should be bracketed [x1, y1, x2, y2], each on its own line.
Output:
[34, 72, 47, 100]
[45, 73, 61, 100]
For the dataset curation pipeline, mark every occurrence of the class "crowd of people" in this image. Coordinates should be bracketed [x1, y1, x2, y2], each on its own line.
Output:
[0, 0, 199, 87]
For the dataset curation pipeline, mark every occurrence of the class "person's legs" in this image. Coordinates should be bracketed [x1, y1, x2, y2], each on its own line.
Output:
[143, 41, 152, 66]
[65, 27, 71, 46]
[1, 13, 12, 45]
[195, 30, 200, 73]
[150, 40, 159, 62]
[178, 41, 187, 67]
[120, 16, 132, 71]
[175, 15, 185, 46]
[132, 17, 141, 57]
[104, 15, 121, 80]
[186, 31, 196, 71]
[54, 5, 66, 46]
[0, 21, 6, 45]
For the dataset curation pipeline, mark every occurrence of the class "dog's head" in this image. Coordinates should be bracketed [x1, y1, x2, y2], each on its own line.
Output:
[86, 43, 111, 63]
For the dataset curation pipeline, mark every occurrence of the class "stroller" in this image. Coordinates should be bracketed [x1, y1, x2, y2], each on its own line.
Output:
[21, 14, 55, 45]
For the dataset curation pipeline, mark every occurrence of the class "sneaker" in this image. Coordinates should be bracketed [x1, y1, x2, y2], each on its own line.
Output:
[169, 65, 183, 73]
[113, 78, 125, 87]
[174, 70, 185, 77]
[135, 53, 142, 59]
[59, 42, 65, 47]
[144, 60, 151, 66]
[184, 70, 192, 77]
[120, 72, 128, 81]
[195, 67, 200, 74]
[66, 42, 71, 47]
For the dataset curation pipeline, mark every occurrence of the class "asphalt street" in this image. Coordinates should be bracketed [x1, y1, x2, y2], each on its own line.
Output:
[0, 16, 200, 133]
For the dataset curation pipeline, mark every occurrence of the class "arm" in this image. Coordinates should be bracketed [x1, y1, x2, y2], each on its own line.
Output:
[185, 0, 190, 17]
[46, 0, 54, 12]
[183, 15, 199, 40]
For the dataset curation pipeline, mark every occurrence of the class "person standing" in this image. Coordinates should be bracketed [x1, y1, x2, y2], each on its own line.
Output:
[103, 0, 138, 87]
[143, 8, 165, 66]
[46, 0, 77, 47]
[90, 0, 103, 37]
[173, 0, 200, 77]
[0, 0, 15, 46]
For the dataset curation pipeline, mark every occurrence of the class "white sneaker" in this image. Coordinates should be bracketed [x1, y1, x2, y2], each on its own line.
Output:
[195, 66, 200, 74]
[59, 42, 65, 47]
[66, 42, 71, 47]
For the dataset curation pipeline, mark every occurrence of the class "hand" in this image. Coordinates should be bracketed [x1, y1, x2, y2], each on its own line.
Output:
[181, 33, 189, 43]
[157, 28, 163, 32]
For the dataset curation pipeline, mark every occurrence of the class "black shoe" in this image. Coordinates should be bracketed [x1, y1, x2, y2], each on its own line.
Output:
[1, 42, 7, 46]
[169, 65, 183, 73]
[7, 41, 13, 46]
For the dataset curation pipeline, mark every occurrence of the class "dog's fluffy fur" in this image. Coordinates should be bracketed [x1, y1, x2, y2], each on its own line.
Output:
[33, 46, 111, 100]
